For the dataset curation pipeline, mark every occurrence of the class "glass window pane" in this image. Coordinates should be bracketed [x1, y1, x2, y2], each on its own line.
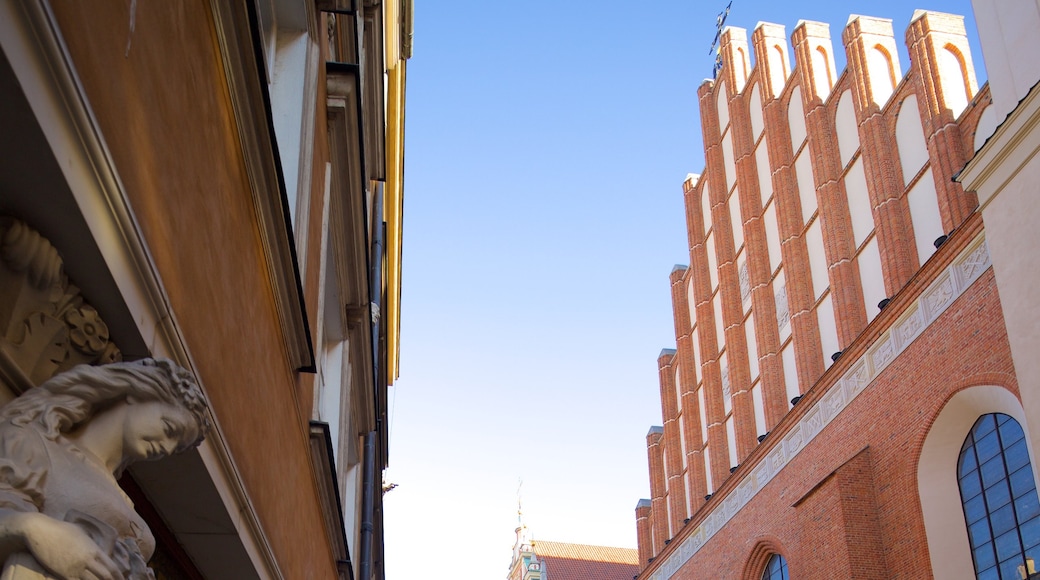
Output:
[976, 431, 1002, 464]
[1022, 518, 1040, 551]
[985, 481, 1011, 511]
[1017, 493, 1040, 523]
[1011, 466, 1037, 499]
[974, 415, 998, 439]
[960, 414, 1040, 580]
[999, 417, 1025, 446]
[991, 504, 1017, 536]
[981, 456, 1008, 489]
[994, 529, 1021, 562]
[999, 556, 1025, 580]
[965, 494, 988, 525]
[961, 472, 983, 500]
[974, 542, 997, 570]
[961, 447, 979, 473]
[970, 519, 993, 546]
[1006, 440, 1031, 473]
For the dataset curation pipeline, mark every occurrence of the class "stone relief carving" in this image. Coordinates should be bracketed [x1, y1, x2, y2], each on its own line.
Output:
[0, 358, 210, 579]
[0, 218, 122, 392]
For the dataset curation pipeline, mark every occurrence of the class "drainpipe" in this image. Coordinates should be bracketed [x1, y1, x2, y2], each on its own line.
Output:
[360, 182, 385, 579]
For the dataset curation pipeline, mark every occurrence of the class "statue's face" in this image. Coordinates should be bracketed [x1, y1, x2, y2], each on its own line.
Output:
[121, 400, 200, 461]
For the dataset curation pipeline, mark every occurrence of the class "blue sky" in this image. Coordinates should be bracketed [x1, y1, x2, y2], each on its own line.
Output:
[382, 1, 983, 578]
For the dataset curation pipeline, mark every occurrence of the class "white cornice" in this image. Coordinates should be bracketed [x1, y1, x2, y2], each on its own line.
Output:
[958, 80, 1040, 211]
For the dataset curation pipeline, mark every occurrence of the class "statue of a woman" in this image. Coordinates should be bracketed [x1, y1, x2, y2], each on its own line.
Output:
[0, 359, 210, 579]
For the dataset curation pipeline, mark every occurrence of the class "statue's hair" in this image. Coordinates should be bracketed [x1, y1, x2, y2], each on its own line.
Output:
[0, 358, 211, 450]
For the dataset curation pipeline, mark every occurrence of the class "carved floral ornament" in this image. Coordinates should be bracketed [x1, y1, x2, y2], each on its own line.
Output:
[0, 217, 121, 390]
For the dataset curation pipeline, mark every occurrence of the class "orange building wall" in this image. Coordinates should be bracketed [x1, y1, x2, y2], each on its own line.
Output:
[48, 1, 338, 577]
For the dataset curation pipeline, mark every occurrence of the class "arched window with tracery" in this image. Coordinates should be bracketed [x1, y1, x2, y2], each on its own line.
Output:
[958, 413, 1040, 579]
[761, 554, 789, 580]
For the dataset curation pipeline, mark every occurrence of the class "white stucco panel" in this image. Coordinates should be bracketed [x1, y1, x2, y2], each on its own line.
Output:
[750, 83, 765, 142]
[729, 189, 744, 251]
[895, 95, 930, 186]
[717, 80, 730, 132]
[805, 219, 829, 299]
[816, 293, 839, 369]
[755, 140, 773, 199]
[706, 232, 719, 291]
[722, 130, 737, 193]
[751, 382, 766, 438]
[836, 90, 860, 168]
[906, 167, 945, 265]
[844, 159, 875, 248]
[714, 292, 725, 352]
[858, 236, 887, 322]
[746, 309, 759, 381]
[726, 416, 738, 468]
[794, 149, 817, 225]
[974, 105, 998, 152]
[701, 181, 713, 237]
[788, 90, 807, 152]
[782, 341, 799, 401]
[763, 202, 782, 274]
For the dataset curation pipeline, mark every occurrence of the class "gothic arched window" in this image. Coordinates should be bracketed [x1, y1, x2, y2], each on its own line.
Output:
[959, 413, 1040, 579]
[761, 553, 789, 580]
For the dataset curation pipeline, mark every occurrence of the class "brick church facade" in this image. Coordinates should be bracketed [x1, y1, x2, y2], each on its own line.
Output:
[635, 8, 1035, 580]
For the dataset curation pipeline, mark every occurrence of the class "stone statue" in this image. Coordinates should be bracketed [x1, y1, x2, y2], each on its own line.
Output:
[0, 359, 210, 580]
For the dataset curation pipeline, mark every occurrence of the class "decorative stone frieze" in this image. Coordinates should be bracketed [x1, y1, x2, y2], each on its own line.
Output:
[0, 218, 122, 393]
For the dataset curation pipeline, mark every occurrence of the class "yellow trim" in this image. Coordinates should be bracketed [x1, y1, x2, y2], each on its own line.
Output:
[383, 62, 406, 385]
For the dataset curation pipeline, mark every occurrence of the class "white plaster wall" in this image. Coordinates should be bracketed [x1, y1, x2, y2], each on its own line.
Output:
[726, 416, 738, 468]
[805, 219, 828, 299]
[858, 236, 887, 321]
[794, 149, 817, 225]
[782, 341, 799, 401]
[707, 232, 719, 290]
[775, 269, 791, 342]
[729, 189, 744, 251]
[688, 279, 698, 328]
[722, 353, 731, 415]
[750, 84, 765, 142]
[768, 43, 789, 98]
[702, 182, 713, 237]
[974, 105, 998, 151]
[717, 80, 730, 131]
[756, 141, 773, 198]
[675, 366, 683, 413]
[739, 252, 751, 312]
[816, 293, 839, 369]
[692, 326, 700, 378]
[836, 90, 860, 168]
[714, 293, 725, 352]
[704, 446, 714, 493]
[906, 167, 945, 264]
[722, 131, 737, 192]
[698, 386, 709, 442]
[938, 46, 970, 118]
[867, 45, 896, 107]
[970, 0, 1040, 121]
[844, 158, 875, 248]
[746, 310, 759, 380]
[752, 382, 766, 437]
[811, 43, 835, 101]
[789, 90, 807, 152]
[763, 201, 782, 273]
[895, 95, 930, 186]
